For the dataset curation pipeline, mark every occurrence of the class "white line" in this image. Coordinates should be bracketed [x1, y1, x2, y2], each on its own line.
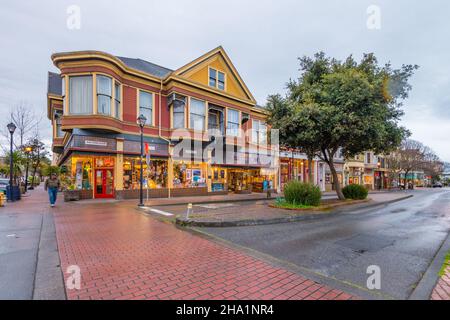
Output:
[147, 208, 174, 216]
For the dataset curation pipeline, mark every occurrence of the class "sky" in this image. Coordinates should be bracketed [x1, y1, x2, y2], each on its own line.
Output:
[0, 0, 449, 161]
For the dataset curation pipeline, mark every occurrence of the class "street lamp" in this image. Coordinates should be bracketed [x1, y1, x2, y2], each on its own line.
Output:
[24, 146, 32, 193]
[7, 122, 16, 202]
[137, 114, 147, 207]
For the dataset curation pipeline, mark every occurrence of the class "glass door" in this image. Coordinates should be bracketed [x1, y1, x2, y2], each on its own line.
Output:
[94, 169, 114, 198]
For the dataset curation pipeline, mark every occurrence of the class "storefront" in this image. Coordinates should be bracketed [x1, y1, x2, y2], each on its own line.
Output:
[363, 169, 374, 190]
[279, 150, 315, 191]
[324, 163, 344, 192]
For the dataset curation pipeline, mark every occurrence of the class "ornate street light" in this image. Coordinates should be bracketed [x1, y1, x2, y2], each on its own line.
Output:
[24, 146, 33, 193]
[137, 114, 147, 207]
[7, 122, 16, 202]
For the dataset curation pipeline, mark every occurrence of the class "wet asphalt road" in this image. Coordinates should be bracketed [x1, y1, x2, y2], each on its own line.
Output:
[196, 189, 450, 300]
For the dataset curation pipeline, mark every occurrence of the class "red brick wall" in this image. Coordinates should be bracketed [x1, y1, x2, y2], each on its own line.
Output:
[123, 86, 137, 123]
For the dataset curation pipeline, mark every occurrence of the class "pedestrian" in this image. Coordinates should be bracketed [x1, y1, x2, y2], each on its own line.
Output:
[45, 173, 60, 207]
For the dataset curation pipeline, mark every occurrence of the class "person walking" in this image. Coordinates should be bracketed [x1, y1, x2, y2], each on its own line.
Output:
[45, 173, 60, 207]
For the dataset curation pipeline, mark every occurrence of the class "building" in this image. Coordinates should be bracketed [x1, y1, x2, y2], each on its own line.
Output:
[47, 47, 277, 200]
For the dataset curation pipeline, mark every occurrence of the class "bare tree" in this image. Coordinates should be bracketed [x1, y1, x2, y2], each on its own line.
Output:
[2, 101, 41, 150]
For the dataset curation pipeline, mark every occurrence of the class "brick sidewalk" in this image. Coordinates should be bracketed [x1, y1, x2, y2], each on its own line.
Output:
[431, 266, 450, 300]
[52, 199, 356, 300]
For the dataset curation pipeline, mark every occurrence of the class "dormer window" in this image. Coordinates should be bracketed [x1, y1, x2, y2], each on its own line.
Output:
[209, 68, 225, 90]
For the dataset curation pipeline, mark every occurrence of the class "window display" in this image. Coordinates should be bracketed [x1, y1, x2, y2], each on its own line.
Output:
[123, 158, 167, 190]
[173, 161, 206, 188]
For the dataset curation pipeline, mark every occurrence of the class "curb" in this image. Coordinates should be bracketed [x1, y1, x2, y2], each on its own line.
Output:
[146, 196, 279, 207]
[175, 194, 414, 228]
[408, 230, 450, 300]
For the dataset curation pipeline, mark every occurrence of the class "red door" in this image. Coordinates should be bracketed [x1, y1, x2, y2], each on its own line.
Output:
[94, 169, 114, 198]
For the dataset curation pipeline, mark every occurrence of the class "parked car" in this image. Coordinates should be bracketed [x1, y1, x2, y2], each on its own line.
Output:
[432, 182, 443, 188]
[0, 178, 9, 195]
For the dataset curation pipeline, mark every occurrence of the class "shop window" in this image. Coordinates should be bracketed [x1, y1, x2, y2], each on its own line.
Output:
[70, 157, 93, 190]
[97, 75, 112, 115]
[173, 162, 206, 188]
[123, 158, 167, 190]
[69, 76, 93, 114]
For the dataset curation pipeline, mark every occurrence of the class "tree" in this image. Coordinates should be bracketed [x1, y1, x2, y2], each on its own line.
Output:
[268, 52, 417, 199]
[27, 137, 48, 189]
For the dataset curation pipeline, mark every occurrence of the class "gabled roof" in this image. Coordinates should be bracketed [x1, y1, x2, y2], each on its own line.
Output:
[172, 46, 256, 103]
[116, 56, 173, 78]
[48, 71, 62, 96]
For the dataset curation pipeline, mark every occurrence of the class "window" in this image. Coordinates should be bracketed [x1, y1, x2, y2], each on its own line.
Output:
[61, 77, 66, 114]
[366, 152, 371, 164]
[55, 111, 63, 137]
[114, 82, 121, 119]
[172, 100, 185, 129]
[69, 76, 93, 114]
[209, 68, 225, 90]
[190, 98, 206, 131]
[227, 109, 239, 136]
[218, 71, 225, 90]
[97, 75, 112, 115]
[139, 91, 153, 125]
[252, 120, 267, 144]
[209, 68, 217, 87]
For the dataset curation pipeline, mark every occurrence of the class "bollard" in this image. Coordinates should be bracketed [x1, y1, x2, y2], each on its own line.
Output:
[185, 203, 193, 219]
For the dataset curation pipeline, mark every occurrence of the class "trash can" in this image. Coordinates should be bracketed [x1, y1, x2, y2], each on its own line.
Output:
[6, 185, 21, 201]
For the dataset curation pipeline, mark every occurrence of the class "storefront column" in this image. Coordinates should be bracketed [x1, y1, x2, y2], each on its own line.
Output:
[168, 145, 174, 190]
[206, 150, 212, 193]
[115, 138, 124, 192]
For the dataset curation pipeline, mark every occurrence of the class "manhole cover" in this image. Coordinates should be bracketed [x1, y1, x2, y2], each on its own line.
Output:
[336, 234, 395, 252]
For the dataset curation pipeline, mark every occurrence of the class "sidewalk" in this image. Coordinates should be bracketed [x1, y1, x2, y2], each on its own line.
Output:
[431, 252, 450, 300]
[170, 192, 413, 227]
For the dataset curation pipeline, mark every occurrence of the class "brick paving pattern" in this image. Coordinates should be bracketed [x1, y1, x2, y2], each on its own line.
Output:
[431, 265, 450, 300]
[53, 200, 357, 300]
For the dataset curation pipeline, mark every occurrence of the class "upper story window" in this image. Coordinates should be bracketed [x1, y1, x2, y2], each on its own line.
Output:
[252, 119, 267, 145]
[366, 152, 372, 164]
[97, 75, 112, 116]
[61, 77, 66, 114]
[54, 111, 63, 137]
[227, 109, 239, 137]
[190, 98, 206, 131]
[209, 68, 225, 90]
[139, 90, 153, 126]
[114, 82, 121, 119]
[69, 75, 93, 114]
[173, 100, 185, 129]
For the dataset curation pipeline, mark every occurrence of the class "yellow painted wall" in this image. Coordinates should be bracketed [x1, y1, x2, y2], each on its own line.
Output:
[182, 55, 249, 102]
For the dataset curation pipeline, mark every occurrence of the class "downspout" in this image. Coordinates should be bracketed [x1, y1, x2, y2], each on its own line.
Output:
[158, 78, 172, 198]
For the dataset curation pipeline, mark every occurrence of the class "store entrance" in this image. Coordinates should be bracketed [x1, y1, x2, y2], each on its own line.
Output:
[94, 169, 114, 198]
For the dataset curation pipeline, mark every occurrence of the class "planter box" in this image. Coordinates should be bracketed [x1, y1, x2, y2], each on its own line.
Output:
[64, 190, 81, 202]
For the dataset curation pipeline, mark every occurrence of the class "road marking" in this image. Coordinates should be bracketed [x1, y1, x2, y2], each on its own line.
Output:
[147, 208, 174, 216]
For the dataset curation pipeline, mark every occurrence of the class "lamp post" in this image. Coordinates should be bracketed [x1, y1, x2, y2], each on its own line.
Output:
[7, 122, 16, 202]
[137, 114, 147, 207]
[24, 146, 32, 193]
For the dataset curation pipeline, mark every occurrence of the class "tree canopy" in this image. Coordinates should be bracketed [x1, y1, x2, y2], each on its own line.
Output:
[267, 52, 418, 199]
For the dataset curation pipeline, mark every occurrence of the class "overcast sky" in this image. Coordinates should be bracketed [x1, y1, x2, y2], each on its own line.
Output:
[0, 0, 449, 161]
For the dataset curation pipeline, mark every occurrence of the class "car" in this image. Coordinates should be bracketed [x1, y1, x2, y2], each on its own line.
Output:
[432, 182, 443, 188]
[0, 178, 9, 195]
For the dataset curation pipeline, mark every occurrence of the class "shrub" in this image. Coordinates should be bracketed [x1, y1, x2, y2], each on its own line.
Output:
[342, 184, 368, 200]
[283, 181, 322, 206]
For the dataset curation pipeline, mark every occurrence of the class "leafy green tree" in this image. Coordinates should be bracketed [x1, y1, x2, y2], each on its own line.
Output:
[268, 52, 417, 199]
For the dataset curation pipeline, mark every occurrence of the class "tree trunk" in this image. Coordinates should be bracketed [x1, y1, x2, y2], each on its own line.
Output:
[307, 155, 314, 184]
[328, 158, 345, 200]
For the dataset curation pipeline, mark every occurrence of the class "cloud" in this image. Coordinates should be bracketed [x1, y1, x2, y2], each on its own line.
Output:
[0, 0, 449, 161]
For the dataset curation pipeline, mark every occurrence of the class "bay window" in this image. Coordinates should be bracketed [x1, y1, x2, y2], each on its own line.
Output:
[173, 100, 185, 128]
[69, 76, 93, 114]
[97, 75, 112, 115]
[252, 120, 267, 144]
[139, 90, 153, 125]
[227, 109, 239, 136]
[190, 98, 206, 131]
[114, 82, 121, 119]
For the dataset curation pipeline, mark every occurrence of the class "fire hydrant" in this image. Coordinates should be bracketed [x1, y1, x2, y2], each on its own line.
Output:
[0, 193, 6, 207]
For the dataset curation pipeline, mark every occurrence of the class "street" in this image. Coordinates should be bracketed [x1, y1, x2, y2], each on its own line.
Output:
[196, 189, 450, 299]
[0, 187, 448, 300]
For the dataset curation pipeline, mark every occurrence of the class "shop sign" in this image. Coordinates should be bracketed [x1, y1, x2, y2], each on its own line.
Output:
[85, 140, 108, 147]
